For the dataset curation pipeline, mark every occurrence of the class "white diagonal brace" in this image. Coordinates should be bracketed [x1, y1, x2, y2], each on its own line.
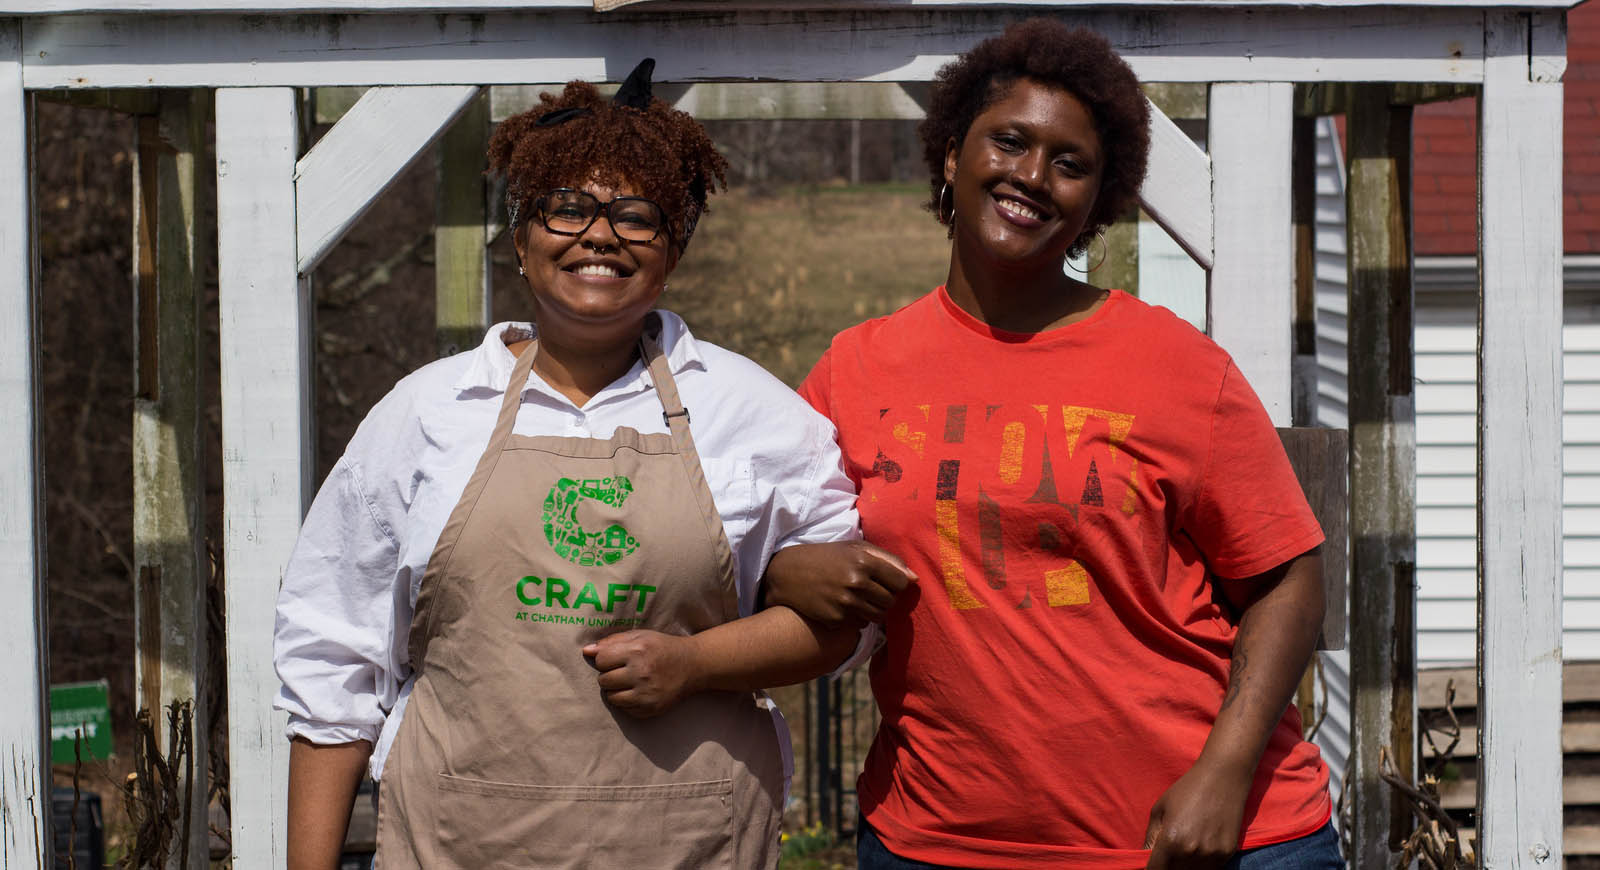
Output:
[1139, 95, 1212, 270]
[296, 84, 481, 273]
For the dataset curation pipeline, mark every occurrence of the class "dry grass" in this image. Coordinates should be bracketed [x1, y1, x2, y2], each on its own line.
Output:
[668, 183, 952, 386]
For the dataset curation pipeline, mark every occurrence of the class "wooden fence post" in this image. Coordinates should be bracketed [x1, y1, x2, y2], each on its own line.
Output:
[217, 87, 306, 870]
[0, 21, 48, 869]
[1478, 11, 1565, 866]
[435, 89, 490, 358]
[132, 87, 211, 870]
[1344, 82, 1417, 869]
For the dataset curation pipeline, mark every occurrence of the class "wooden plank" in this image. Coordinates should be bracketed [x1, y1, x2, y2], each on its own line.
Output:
[1207, 82, 1293, 423]
[1441, 774, 1600, 810]
[1, 0, 1586, 13]
[22, 7, 1491, 89]
[1139, 96, 1212, 271]
[1422, 665, 1600, 712]
[1478, 10, 1566, 869]
[0, 20, 47, 870]
[1277, 427, 1349, 651]
[435, 89, 489, 357]
[1428, 721, 1600, 760]
[131, 87, 211, 870]
[1345, 82, 1418, 869]
[1461, 827, 1600, 858]
[217, 86, 305, 870]
[296, 85, 480, 273]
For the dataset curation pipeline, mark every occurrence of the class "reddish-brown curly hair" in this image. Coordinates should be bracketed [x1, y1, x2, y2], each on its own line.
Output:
[920, 20, 1150, 255]
[486, 80, 728, 252]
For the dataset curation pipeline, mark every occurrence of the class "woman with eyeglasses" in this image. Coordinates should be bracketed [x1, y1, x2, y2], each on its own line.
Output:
[274, 62, 867, 869]
[762, 20, 1341, 870]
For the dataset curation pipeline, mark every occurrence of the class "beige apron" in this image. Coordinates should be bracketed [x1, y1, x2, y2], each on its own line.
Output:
[375, 323, 784, 869]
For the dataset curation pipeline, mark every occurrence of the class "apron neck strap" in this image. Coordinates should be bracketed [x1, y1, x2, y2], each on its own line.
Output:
[637, 313, 691, 443]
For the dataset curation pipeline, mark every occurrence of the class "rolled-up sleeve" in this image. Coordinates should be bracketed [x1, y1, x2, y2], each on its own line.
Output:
[274, 455, 404, 746]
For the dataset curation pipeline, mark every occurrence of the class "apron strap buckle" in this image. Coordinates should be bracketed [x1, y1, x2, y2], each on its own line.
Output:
[663, 407, 691, 426]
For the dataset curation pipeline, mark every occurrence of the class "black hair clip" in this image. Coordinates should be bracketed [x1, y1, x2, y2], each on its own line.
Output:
[612, 58, 655, 110]
[535, 106, 591, 127]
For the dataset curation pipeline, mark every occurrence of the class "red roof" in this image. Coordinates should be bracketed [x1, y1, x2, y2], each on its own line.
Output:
[1412, 0, 1600, 255]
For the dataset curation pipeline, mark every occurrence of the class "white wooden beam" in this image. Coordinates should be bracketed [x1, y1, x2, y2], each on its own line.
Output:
[0, 20, 46, 870]
[1477, 10, 1564, 868]
[23, 8, 1488, 89]
[1139, 96, 1212, 271]
[297, 85, 480, 273]
[0, 0, 1586, 14]
[217, 86, 304, 870]
[1207, 82, 1294, 424]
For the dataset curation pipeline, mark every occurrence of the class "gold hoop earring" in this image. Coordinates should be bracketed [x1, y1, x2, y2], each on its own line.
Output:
[938, 182, 955, 224]
[1065, 230, 1108, 274]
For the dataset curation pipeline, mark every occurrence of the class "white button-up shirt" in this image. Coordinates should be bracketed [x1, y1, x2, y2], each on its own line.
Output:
[274, 313, 863, 780]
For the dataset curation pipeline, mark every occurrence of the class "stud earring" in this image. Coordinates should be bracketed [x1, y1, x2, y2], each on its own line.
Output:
[518, 266, 526, 276]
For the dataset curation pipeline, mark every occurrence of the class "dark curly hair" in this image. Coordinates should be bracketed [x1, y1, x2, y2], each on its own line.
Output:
[487, 80, 728, 252]
[919, 19, 1150, 255]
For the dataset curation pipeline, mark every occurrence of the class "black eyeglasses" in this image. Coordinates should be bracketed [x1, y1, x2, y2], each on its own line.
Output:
[534, 189, 673, 245]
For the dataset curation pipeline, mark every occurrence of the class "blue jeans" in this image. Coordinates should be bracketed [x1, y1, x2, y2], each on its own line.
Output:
[856, 819, 1344, 870]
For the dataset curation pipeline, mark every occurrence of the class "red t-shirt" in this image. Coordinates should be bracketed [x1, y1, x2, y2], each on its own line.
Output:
[799, 287, 1330, 868]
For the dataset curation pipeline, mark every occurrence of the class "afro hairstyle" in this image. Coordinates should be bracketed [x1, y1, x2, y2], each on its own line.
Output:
[486, 80, 729, 252]
[918, 19, 1151, 255]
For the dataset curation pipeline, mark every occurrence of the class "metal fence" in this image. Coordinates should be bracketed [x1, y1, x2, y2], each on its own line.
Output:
[795, 667, 879, 838]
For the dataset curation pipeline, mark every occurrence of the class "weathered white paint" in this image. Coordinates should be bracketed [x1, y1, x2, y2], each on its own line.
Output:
[297, 85, 480, 273]
[131, 89, 211, 870]
[1139, 96, 1212, 271]
[0, 0, 1585, 12]
[1477, 10, 1565, 868]
[1207, 82, 1294, 424]
[217, 86, 304, 870]
[21, 8, 1490, 89]
[0, 19, 46, 870]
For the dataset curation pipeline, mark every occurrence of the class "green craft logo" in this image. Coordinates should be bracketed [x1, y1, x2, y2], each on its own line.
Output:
[543, 476, 639, 566]
[513, 575, 654, 627]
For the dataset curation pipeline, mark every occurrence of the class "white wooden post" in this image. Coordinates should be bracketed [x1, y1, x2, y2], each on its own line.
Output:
[0, 19, 47, 870]
[1207, 82, 1294, 424]
[1478, 10, 1565, 867]
[132, 89, 211, 870]
[217, 87, 307, 870]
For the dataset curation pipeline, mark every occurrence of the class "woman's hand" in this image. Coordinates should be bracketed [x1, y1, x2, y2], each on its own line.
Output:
[583, 630, 702, 718]
[1142, 756, 1252, 870]
[761, 541, 916, 625]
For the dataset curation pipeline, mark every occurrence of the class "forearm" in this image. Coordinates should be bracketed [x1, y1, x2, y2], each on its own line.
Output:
[687, 605, 859, 693]
[287, 737, 372, 870]
[1199, 550, 1325, 781]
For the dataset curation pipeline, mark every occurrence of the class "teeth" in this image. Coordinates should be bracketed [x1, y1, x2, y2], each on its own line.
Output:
[574, 263, 622, 278]
[998, 198, 1044, 221]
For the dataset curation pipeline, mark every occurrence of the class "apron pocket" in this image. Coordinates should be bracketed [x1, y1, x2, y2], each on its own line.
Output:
[435, 773, 735, 870]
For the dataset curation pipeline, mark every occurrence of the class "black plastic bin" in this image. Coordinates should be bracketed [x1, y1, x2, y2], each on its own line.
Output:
[50, 785, 105, 870]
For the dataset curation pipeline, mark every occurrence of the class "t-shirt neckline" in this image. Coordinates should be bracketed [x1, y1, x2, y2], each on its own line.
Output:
[934, 284, 1125, 344]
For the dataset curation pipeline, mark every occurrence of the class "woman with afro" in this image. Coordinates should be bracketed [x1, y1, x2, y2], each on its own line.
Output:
[274, 61, 867, 869]
[763, 20, 1343, 870]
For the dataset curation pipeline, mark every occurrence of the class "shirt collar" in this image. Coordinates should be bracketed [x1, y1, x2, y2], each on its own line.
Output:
[449, 309, 706, 397]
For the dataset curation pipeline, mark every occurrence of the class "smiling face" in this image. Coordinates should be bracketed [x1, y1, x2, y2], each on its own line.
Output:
[944, 77, 1104, 271]
[514, 178, 678, 347]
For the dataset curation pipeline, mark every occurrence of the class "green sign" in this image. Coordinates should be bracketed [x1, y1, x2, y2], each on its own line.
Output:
[50, 680, 113, 764]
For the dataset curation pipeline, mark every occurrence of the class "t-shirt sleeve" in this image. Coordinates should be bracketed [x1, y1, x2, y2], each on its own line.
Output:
[797, 345, 834, 420]
[1184, 361, 1325, 579]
